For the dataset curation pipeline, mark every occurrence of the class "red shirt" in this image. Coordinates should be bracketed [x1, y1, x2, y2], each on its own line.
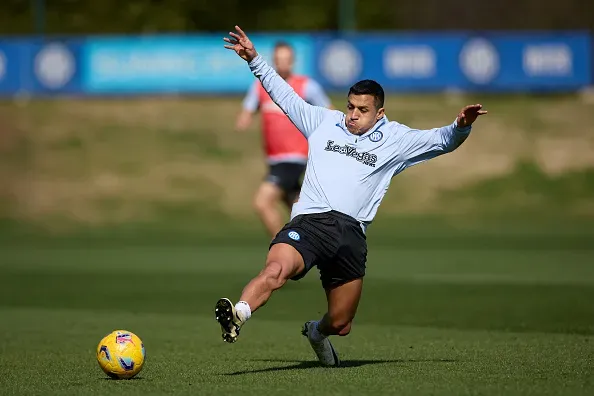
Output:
[252, 75, 310, 163]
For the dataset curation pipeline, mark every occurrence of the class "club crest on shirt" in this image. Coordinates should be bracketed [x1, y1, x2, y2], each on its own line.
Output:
[369, 131, 383, 142]
[324, 140, 377, 167]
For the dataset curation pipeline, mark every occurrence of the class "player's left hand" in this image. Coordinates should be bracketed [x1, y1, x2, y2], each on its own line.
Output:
[223, 26, 258, 62]
[456, 104, 488, 128]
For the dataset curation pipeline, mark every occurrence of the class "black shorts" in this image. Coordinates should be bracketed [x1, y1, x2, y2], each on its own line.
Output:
[265, 163, 305, 199]
[269, 210, 368, 289]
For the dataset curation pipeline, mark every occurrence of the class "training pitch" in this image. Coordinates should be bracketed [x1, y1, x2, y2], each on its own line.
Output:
[1, 241, 593, 395]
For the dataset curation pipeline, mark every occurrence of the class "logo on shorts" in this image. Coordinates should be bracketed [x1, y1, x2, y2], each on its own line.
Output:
[369, 131, 383, 142]
[288, 231, 300, 241]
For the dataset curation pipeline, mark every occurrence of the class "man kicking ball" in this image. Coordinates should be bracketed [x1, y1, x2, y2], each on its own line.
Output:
[216, 26, 487, 367]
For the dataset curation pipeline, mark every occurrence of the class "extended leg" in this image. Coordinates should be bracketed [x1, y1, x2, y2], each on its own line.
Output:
[302, 278, 363, 366]
[239, 243, 304, 311]
[319, 278, 363, 336]
[215, 243, 304, 343]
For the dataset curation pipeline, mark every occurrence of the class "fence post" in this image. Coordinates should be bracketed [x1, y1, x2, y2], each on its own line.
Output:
[33, 0, 46, 35]
[338, 0, 356, 32]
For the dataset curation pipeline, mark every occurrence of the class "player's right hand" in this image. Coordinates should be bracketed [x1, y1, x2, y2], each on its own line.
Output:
[224, 26, 258, 62]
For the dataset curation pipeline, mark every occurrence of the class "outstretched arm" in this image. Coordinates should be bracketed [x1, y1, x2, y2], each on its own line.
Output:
[224, 26, 329, 138]
[399, 104, 487, 167]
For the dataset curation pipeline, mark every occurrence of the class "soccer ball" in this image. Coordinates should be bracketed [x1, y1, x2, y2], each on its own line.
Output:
[96, 330, 145, 379]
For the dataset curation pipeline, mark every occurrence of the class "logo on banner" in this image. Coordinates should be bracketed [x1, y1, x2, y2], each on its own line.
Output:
[523, 44, 572, 77]
[460, 38, 499, 84]
[320, 40, 362, 86]
[35, 43, 75, 89]
[383, 46, 436, 78]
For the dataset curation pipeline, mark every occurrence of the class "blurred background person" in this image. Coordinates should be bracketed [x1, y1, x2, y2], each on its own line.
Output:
[235, 41, 333, 238]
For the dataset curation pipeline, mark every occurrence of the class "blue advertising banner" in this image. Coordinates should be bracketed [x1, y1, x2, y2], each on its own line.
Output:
[0, 32, 590, 96]
[458, 33, 591, 91]
[81, 34, 315, 94]
[0, 39, 83, 96]
[313, 32, 591, 92]
[0, 41, 24, 95]
[313, 34, 468, 90]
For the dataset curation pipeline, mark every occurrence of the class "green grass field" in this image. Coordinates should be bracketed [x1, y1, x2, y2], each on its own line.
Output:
[0, 93, 593, 394]
[1, 242, 593, 395]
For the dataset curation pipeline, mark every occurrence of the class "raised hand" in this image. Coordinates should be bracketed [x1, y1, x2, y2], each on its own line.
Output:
[457, 104, 488, 128]
[223, 25, 258, 62]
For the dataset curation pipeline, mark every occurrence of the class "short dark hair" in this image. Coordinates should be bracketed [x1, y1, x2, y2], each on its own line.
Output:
[274, 41, 294, 52]
[348, 80, 385, 109]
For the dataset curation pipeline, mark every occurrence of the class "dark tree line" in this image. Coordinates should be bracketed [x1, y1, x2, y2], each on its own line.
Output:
[0, 0, 591, 35]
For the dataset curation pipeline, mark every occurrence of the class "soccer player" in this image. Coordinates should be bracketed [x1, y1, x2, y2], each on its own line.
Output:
[236, 41, 333, 238]
[216, 26, 487, 366]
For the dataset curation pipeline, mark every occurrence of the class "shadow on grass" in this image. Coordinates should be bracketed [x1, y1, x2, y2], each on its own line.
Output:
[223, 358, 457, 375]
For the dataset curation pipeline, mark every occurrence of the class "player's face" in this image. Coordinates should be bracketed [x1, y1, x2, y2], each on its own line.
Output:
[346, 94, 385, 135]
[273, 47, 294, 79]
